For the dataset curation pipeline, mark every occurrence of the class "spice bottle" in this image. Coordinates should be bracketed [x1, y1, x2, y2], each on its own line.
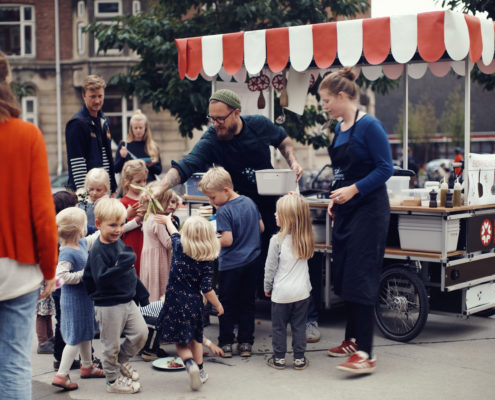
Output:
[453, 179, 462, 207]
[439, 177, 448, 207]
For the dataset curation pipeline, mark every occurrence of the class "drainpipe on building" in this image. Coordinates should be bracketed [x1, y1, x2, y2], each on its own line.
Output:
[55, 0, 63, 175]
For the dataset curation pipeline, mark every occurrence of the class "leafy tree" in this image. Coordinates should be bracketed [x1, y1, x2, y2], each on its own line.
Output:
[394, 95, 439, 164]
[86, 0, 373, 148]
[441, 0, 495, 91]
[439, 86, 474, 146]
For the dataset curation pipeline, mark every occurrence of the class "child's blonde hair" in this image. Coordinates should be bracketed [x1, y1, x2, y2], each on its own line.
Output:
[198, 166, 233, 193]
[127, 109, 160, 161]
[121, 159, 148, 195]
[94, 197, 127, 223]
[139, 181, 174, 215]
[84, 168, 110, 194]
[56, 207, 87, 245]
[181, 216, 220, 261]
[276, 194, 314, 260]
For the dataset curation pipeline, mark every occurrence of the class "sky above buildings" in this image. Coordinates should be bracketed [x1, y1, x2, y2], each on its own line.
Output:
[372, 0, 455, 17]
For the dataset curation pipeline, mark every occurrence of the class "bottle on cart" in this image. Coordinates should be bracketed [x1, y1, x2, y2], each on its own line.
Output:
[453, 178, 462, 207]
[439, 177, 448, 207]
[429, 190, 438, 208]
[445, 191, 454, 208]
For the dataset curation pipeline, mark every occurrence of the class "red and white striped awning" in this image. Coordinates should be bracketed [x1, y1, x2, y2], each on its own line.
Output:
[175, 10, 495, 81]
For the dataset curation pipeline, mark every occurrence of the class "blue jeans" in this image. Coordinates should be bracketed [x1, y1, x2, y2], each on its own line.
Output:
[0, 288, 39, 399]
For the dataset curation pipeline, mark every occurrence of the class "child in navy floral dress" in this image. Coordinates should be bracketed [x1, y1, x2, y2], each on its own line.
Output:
[157, 215, 223, 392]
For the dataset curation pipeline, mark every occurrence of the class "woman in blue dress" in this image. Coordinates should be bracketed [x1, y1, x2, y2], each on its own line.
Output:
[157, 215, 223, 391]
[319, 67, 394, 375]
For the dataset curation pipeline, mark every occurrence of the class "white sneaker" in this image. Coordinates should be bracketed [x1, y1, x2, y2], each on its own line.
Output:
[306, 321, 321, 343]
[106, 376, 141, 394]
[120, 362, 139, 381]
[199, 368, 208, 384]
[185, 361, 201, 391]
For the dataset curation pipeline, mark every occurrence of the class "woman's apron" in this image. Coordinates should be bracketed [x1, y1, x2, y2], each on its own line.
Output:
[328, 112, 390, 305]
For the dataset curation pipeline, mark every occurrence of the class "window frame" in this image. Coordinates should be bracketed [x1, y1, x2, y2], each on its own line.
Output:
[94, 0, 122, 18]
[93, 21, 122, 56]
[0, 4, 35, 57]
[77, 21, 86, 55]
[21, 96, 38, 126]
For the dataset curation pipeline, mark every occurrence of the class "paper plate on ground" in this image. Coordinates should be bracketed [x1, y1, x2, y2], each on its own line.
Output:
[152, 357, 185, 371]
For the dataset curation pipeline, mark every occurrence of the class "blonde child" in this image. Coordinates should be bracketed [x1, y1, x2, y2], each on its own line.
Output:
[156, 215, 224, 391]
[120, 159, 148, 276]
[83, 198, 148, 394]
[52, 207, 105, 391]
[198, 166, 264, 358]
[264, 194, 314, 370]
[140, 182, 174, 302]
[78, 168, 110, 230]
[114, 109, 162, 182]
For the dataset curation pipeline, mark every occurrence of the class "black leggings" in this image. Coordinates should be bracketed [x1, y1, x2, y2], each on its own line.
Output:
[344, 301, 375, 356]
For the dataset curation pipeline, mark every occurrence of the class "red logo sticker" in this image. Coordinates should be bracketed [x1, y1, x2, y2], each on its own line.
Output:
[480, 219, 492, 246]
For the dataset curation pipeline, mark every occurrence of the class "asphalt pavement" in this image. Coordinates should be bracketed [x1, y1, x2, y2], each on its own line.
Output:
[31, 303, 495, 400]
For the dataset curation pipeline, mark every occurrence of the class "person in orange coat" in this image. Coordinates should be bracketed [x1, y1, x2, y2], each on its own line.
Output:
[0, 51, 58, 399]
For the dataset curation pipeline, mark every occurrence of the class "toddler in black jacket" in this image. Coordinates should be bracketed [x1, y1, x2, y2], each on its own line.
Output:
[83, 198, 148, 394]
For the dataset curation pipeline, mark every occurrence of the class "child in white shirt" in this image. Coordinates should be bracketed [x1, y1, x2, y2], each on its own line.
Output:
[264, 194, 314, 370]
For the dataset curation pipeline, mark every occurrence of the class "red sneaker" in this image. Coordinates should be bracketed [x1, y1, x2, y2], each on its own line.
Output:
[337, 351, 376, 374]
[327, 339, 358, 357]
[52, 374, 78, 390]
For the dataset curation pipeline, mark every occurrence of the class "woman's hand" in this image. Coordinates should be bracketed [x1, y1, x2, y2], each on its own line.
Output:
[330, 184, 359, 205]
[265, 291, 271, 298]
[120, 146, 128, 158]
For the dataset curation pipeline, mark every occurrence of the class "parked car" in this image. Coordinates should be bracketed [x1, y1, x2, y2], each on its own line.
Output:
[425, 158, 452, 182]
[50, 172, 69, 193]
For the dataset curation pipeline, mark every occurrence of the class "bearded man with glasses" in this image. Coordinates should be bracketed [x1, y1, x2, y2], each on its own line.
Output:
[154, 88, 303, 298]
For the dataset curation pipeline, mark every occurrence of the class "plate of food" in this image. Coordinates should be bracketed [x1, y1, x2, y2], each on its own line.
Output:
[152, 357, 185, 371]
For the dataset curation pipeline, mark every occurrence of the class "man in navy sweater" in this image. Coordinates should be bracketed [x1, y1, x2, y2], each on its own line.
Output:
[65, 75, 117, 194]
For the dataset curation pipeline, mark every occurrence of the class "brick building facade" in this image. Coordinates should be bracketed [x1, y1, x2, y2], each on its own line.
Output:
[1, 0, 187, 176]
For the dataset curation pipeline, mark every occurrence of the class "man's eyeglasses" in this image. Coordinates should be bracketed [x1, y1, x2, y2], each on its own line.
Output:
[207, 108, 235, 124]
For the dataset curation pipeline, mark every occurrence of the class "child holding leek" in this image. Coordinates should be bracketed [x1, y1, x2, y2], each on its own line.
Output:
[139, 181, 174, 302]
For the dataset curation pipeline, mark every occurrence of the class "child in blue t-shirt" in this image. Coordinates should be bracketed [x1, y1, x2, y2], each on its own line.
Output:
[199, 166, 264, 358]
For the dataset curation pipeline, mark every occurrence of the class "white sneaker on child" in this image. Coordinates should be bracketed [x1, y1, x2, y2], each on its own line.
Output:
[120, 362, 139, 381]
[199, 368, 208, 384]
[106, 376, 141, 394]
[185, 360, 201, 391]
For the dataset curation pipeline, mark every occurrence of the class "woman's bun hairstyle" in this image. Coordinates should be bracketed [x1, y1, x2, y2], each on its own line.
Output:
[338, 67, 357, 82]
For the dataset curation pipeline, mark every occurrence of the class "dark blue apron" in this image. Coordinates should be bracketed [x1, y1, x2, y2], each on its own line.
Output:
[328, 111, 390, 305]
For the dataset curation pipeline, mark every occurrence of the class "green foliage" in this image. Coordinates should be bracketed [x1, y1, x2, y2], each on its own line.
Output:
[86, 0, 376, 146]
[394, 95, 439, 142]
[439, 86, 466, 146]
[441, 0, 495, 92]
[10, 81, 33, 100]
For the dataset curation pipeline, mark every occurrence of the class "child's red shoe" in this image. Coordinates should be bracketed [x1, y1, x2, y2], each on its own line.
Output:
[80, 363, 105, 379]
[52, 374, 78, 390]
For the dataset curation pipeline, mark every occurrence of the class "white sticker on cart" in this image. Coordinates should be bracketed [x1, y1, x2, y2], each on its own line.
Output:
[465, 281, 495, 311]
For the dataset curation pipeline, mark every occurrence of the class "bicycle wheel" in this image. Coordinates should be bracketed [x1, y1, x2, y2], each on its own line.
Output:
[374, 266, 429, 342]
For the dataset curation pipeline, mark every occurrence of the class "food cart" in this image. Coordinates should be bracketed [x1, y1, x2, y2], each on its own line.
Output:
[175, 10, 495, 341]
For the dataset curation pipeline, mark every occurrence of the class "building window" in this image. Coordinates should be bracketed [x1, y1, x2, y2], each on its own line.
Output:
[77, 22, 86, 55]
[104, 94, 137, 144]
[132, 1, 141, 16]
[22, 96, 37, 125]
[94, 0, 122, 18]
[77, 1, 85, 18]
[94, 22, 122, 56]
[0, 5, 35, 57]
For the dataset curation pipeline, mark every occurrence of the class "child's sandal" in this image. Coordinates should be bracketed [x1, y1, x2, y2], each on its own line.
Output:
[52, 374, 79, 390]
[80, 363, 105, 379]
